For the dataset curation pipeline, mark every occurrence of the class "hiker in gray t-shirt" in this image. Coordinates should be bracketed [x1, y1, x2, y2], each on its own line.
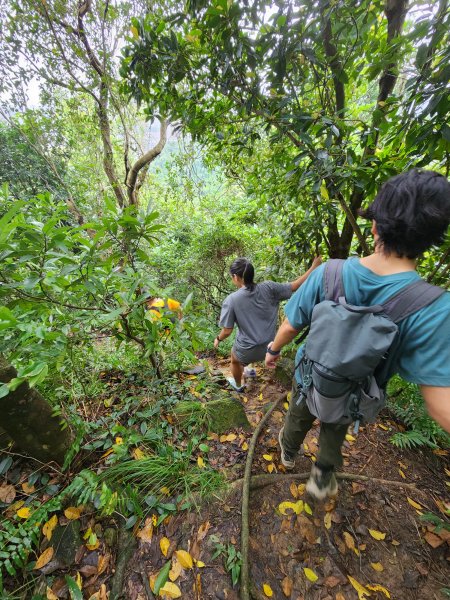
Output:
[214, 256, 322, 392]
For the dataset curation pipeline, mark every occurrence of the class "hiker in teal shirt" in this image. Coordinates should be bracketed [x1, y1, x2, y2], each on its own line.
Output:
[265, 169, 450, 500]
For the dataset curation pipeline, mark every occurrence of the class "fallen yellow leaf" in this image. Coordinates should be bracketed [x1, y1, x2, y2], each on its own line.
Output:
[263, 454, 273, 461]
[195, 560, 205, 567]
[197, 456, 205, 468]
[297, 484, 306, 495]
[132, 448, 145, 460]
[369, 529, 386, 540]
[289, 483, 298, 499]
[169, 556, 182, 582]
[242, 442, 249, 451]
[367, 583, 390, 598]
[377, 423, 389, 430]
[267, 463, 275, 473]
[304, 502, 312, 515]
[17, 507, 31, 519]
[64, 506, 82, 520]
[263, 583, 273, 597]
[160, 486, 171, 495]
[115, 437, 123, 445]
[304, 567, 318, 582]
[101, 448, 114, 459]
[370, 562, 384, 572]
[259, 393, 263, 401]
[159, 581, 182, 598]
[346, 434, 356, 442]
[175, 549, 193, 569]
[348, 575, 371, 599]
[160, 537, 170, 556]
[407, 497, 422, 510]
[43, 515, 58, 541]
[324, 512, 332, 530]
[46, 586, 58, 600]
[283, 402, 289, 410]
[278, 500, 304, 515]
[34, 547, 54, 570]
[398, 469, 406, 479]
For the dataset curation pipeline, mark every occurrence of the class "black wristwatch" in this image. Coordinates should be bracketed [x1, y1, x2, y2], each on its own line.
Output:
[266, 345, 280, 356]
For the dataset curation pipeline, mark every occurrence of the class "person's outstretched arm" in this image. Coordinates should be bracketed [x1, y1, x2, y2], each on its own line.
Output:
[265, 319, 300, 368]
[420, 385, 450, 433]
[290, 256, 322, 292]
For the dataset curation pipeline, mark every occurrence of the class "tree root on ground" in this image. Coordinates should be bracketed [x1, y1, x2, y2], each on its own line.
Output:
[240, 393, 287, 600]
[232, 471, 420, 492]
[109, 522, 137, 599]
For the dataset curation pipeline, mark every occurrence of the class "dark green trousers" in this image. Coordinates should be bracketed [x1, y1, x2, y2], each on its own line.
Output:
[283, 379, 348, 469]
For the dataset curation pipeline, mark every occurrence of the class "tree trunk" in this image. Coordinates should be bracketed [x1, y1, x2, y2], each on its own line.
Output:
[0, 355, 72, 465]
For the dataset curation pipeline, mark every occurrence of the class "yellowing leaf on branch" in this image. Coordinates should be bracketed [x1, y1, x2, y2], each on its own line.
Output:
[303, 567, 318, 583]
[159, 581, 182, 598]
[348, 575, 371, 599]
[64, 506, 82, 520]
[407, 497, 423, 510]
[263, 583, 273, 597]
[34, 547, 54, 570]
[160, 537, 171, 557]
[175, 549, 193, 569]
[367, 584, 391, 598]
[167, 298, 181, 311]
[370, 562, 384, 572]
[369, 529, 386, 540]
[43, 515, 58, 541]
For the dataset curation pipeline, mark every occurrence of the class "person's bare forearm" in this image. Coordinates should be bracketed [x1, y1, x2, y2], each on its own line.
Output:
[421, 385, 450, 433]
[265, 319, 300, 368]
[214, 327, 233, 348]
[290, 256, 322, 292]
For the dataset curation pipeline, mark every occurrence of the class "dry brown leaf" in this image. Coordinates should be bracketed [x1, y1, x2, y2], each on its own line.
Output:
[281, 576, 293, 597]
[97, 554, 110, 575]
[34, 547, 54, 570]
[169, 556, 183, 582]
[46, 587, 58, 600]
[137, 520, 153, 543]
[0, 484, 16, 504]
[335, 593, 346, 600]
[196, 521, 210, 541]
[343, 531, 355, 550]
[424, 531, 444, 548]
[290, 482, 298, 499]
[324, 575, 341, 588]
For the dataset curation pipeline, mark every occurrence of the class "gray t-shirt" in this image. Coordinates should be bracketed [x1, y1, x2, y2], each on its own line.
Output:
[219, 281, 292, 349]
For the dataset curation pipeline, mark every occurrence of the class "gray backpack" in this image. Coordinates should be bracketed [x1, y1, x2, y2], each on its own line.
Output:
[298, 259, 445, 430]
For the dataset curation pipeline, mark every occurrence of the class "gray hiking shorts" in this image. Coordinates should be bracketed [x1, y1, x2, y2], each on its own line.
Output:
[232, 342, 268, 365]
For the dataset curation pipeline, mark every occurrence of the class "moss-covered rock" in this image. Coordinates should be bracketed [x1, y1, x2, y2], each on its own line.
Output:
[208, 396, 251, 433]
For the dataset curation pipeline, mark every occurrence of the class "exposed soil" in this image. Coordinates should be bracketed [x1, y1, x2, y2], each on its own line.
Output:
[125, 355, 450, 600]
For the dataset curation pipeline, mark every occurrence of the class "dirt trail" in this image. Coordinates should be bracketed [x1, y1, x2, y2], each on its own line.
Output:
[127, 356, 450, 600]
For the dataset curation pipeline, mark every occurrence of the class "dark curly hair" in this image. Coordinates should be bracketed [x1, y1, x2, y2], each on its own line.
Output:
[230, 258, 256, 291]
[359, 169, 450, 259]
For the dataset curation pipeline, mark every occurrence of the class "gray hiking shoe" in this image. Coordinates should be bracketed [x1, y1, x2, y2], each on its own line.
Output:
[278, 426, 295, 470]
[306, 464, 338, 500]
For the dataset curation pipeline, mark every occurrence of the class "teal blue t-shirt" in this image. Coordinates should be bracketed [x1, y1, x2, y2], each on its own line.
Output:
[285, 258, 450, 387]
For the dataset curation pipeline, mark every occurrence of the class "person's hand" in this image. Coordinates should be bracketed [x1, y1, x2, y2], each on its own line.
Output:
[311, 255, 322, 270]
[214, 336, 220, 349]
[265, 341, 281, 369]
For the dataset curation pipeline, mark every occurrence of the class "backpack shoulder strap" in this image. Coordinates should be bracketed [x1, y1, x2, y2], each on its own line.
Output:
[323, 259, 346, 302]
[382, 279, 446, 323]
